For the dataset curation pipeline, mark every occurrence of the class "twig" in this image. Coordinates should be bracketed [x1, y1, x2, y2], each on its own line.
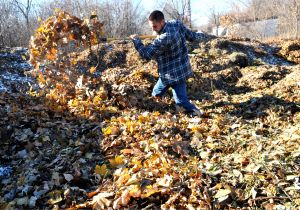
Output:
[141, 203, 156, 210]
[249, 196, 288, 201]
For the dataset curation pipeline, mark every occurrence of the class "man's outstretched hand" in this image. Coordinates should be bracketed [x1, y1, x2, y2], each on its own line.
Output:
[129, 34, 139, 40]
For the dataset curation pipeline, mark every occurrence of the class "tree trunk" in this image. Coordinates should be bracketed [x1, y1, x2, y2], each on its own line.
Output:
[295, 2, 299, 38]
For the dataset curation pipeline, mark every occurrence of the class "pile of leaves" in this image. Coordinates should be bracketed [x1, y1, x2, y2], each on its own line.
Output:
[1, 12, 300, 209]
[278, 40, 300, 64]
[28, 10, 106, 116]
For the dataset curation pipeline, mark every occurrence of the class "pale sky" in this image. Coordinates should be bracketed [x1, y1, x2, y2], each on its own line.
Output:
[139, 0, 246, 26]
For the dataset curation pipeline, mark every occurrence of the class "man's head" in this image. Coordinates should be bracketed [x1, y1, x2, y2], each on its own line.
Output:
[148, 10, 165, 34]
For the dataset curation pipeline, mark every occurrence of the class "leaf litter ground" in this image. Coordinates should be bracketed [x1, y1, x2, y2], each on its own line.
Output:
[0, 14, 300, 209]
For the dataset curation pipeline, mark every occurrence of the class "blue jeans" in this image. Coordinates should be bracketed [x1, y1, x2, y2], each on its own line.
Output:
[152, 78, 197, 112]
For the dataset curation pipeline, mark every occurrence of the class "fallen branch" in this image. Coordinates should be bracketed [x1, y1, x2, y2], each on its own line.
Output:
[250, 196, 289, 202]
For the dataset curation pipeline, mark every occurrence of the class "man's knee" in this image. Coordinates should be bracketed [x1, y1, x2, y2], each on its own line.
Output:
[152, 85, 168, 97]
[152, 89, 161, 97]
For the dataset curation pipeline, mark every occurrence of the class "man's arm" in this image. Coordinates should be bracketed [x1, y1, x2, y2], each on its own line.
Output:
[130, 34, 170, 60]
[178, 21, 216, 42]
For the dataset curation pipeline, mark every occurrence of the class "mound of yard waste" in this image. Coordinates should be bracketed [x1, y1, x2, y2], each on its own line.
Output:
[0, 12, 299, 210]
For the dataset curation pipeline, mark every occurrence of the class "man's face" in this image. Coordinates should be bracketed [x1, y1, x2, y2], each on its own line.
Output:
[148, 20, 165, 33]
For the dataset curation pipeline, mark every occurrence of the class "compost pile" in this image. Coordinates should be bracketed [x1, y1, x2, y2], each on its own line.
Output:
[0, 11, 299, 210]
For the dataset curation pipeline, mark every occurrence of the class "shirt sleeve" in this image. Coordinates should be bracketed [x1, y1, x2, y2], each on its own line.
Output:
[132, 34, 170, 60]
[178, 21, 215, 42]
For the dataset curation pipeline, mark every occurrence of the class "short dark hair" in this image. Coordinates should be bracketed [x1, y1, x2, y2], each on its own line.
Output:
[148, 10, 164, 22]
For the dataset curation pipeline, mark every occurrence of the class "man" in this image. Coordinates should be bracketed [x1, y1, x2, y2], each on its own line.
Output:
[130, 10, 214, 117]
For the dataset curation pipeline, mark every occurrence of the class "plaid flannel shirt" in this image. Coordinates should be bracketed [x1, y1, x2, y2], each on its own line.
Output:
[132, 20, 210, 85]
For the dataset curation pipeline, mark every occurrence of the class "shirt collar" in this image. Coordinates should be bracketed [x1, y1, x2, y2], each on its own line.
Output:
[158, 22, 167, 35]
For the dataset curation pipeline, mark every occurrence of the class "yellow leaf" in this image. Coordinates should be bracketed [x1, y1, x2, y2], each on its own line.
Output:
[48, 190, 62, 205]
[90, 66, 96, 74]
[126, 121, 137, 134]
[31, 49, 40, 58]
[131, 158, 142, 172]
[214, 189, 231, 198]
[141, 185, 158, 198]
[36, 26, 44, 33]
[83, 18, 89, 25]
[138, 115, 149, 123]
[109, 156, 124, 167]
[149, 140, 159, 151]
[206, 143, 216, 149]
[129, 185, 141, 198]
[95, 164, 109, 176]
[71, 59, 77, 65]
[68, 99, 79, 107]
[102, 127, 112, 136]
[214, 183, 222, 190]
[257, 175, 265, 180]
[131, 159, 142, 168]
[37, 17, 42, 22]
[116, 170, 130, 187]
[38, 71, 46, 85]
[153, 111, 160, 116]
[54, 8, 61, 14]
[126, 174, 139, 185]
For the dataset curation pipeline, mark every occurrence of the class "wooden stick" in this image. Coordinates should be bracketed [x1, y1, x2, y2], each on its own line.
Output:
[250, 196, 289, 201]
[105, 35, 156, 42]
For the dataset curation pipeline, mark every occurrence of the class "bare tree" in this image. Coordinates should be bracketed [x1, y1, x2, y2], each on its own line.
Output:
[11, 0, 33, 27]
[96, 0, 146, 38]
[220, 0, 300, 39]
[287, 0, 300, 38]
[0, 0, 149, 47]
[263, 0, 300, 39]
[207, 7, 223, 35]
[0, 0, 12, 46]
[0, 0, 32, 46]
[155, 0, 192, 28]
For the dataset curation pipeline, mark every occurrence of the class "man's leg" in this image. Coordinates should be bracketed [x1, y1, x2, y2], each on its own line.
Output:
[171, 81, 204, 117]
[152, 78, 169, 97]
[171, 81, 197, 112]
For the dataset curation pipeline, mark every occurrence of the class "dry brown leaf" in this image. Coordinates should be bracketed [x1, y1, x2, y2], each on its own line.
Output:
[91, 192, 114, 209]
